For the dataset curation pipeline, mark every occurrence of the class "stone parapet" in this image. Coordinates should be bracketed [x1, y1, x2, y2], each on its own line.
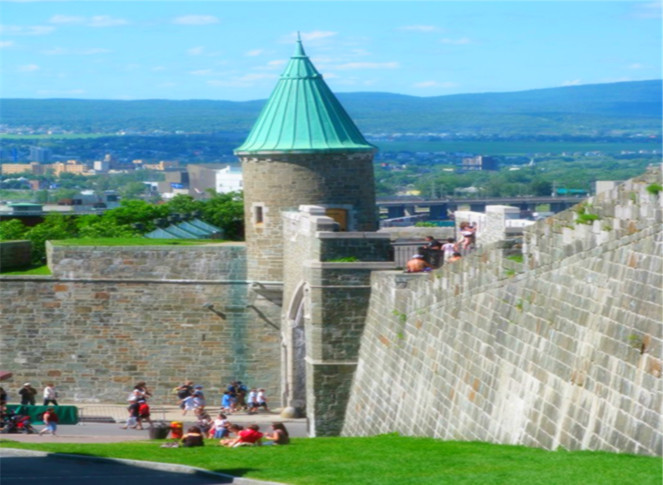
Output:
[47, 242, 247, 281]
[524, 165, 662, 270]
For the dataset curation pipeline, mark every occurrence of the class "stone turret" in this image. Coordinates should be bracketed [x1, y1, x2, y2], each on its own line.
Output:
[235, 38, 378, 283]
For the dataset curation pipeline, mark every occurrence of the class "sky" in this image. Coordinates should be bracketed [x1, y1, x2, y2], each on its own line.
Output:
[1, 1, 661, 101]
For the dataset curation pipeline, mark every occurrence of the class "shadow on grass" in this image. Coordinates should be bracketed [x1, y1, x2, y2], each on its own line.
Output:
[1, 453, 243, 484]
[44, 452, 264, 482]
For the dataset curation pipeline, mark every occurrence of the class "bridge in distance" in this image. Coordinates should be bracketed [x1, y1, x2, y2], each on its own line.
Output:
[377, 195, 585, 220]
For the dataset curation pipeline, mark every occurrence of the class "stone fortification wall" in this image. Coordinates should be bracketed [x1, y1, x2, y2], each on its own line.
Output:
[1, 244, 282, 404]
[46, 243, 245, 280]
[343, 167, 662, 456]
[281, 206, 395, 435]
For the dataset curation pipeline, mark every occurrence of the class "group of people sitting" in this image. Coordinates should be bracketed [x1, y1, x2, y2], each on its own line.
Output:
[175, 421, 290, 448]
[406, 224, 477, 273]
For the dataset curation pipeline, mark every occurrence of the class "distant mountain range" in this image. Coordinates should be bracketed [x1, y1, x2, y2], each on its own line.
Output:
[1, 80, 660, 137]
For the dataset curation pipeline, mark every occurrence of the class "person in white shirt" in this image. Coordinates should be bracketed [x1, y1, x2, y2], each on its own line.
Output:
[247, 389, 258, 414]
[257, 389, 270, 412]
[441, 238, 457, 262]
[211, 413, 230, 438]
[43, 383, 58, 406]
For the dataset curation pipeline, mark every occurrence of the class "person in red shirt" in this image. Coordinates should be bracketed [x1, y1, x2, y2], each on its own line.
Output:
[237, 424, 263, 445]
[39, 407, 58, 435]
[221, 424, 263, 447]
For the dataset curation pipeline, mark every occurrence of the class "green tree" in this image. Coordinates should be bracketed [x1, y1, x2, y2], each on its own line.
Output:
[200, 191, 244, 240]
[0, 219, 29, 241]
[101, 200, 169, 230]
[23, 215, 78, 263]
[78, 220, 136, 238]
[119, 181, 150, 200]
[166, 195, 205, 216]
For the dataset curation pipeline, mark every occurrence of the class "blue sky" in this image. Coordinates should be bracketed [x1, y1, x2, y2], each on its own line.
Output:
[1, 1, 661, 101]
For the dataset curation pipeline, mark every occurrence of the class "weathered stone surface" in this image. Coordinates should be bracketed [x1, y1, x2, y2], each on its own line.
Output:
[240, 152, 378, 283]
[0, 244, 281, 403]
[343, 167, 662, 456]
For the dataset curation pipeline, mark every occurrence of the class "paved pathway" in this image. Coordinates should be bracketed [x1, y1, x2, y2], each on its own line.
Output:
[2, 403, 307, 444]
[1, 404, 303, 484]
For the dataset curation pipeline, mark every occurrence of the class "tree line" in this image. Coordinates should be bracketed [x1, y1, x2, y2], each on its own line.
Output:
[0, 192, 243, 265]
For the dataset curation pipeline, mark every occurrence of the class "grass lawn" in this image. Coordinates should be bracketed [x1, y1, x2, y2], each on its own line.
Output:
[52, 238, 228, 246]
[1, 435, 660, 485]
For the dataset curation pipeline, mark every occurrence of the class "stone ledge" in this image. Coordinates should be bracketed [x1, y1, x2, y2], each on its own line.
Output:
[317, 231, 392, 240]
[306, 261, 397, 270]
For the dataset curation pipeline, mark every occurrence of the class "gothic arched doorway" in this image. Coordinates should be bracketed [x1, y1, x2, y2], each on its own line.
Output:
[284, 282, 307, 417]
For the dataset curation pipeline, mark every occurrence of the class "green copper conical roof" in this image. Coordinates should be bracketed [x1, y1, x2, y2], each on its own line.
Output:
[235, 39, 376, 155]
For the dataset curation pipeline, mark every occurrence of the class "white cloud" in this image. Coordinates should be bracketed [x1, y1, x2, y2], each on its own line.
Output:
[399, 25, 437, 32]
[88, 16, 128, 27]
[49, 14, 85, 24]
[253, 59, 287, 71]
[173, 15, 219, 26]
[562, 79, 583, 87]
[0, 41, 15, 48]
[246, 49, 263, 57]
[187, 46, 205, 56]
[440, 37, 471, 45]
[334, 61, 399, 70]
[413, 80, 457, 89]
[627, 63, 645, 70]
[0, 25, 55, 36]
[18, 64, 40, 72]
[43, 47, 111, 55]
[152, 66, 166, 72]
[48, 14, 127, 27]
[287, 31, 337, 43]
[190, 69, 213, 76]
[630, 1, 662, 19]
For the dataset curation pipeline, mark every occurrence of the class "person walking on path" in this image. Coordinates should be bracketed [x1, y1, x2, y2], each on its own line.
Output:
[257, 389, 270, 413]
[174, 380, 194, 410]
[39, 407, 58, 436]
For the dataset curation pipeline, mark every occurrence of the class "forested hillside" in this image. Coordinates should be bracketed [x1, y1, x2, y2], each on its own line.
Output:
[1, 80, 660, 136]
